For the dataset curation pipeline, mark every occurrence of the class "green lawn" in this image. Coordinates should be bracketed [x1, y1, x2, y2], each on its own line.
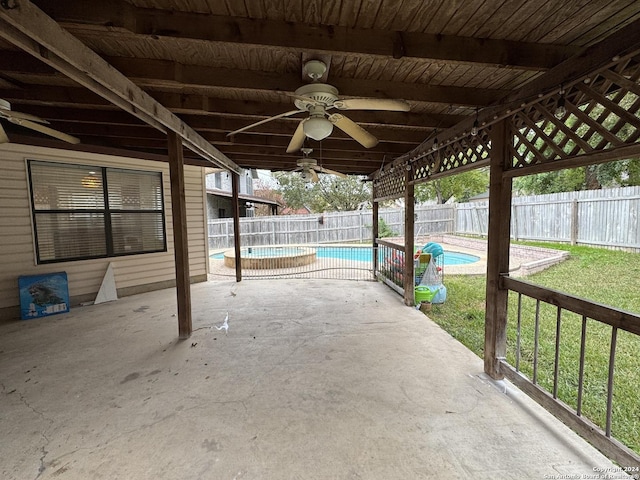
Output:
[426, 242, 640, 454]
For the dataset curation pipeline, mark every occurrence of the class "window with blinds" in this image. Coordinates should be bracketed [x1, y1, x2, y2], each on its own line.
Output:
[28, 160, 166, 264]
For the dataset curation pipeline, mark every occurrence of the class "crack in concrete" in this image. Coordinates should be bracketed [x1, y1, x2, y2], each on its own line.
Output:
[2, 382, 54, 480]
[34, 435, 50, 480]
[37, 411, 182, 472]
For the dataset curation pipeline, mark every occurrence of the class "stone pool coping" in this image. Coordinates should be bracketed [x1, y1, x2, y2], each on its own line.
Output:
[413, 235, 570, 277]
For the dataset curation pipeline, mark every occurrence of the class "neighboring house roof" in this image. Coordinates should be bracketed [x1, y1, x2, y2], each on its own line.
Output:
[206, 188, 282, 207]
[466, 190, 490, 202]
[280, 206, 312, 215]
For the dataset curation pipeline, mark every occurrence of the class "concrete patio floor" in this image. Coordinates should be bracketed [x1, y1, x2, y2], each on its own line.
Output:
[0, 279, 627, 479]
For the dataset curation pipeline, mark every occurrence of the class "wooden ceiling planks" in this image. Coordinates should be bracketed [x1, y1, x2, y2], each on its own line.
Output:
[335, 0, 363, 28]
[455, 0, 505, 37]
[437, 0, 489, 37]
[487, 0, 557, 41]
[427, 63, 461, 87]
[426, 0, 469, 35]
[2, 0, 639, 175]
[120, 0, 640, 47]
[555, 3, 640, 46]
[533, 0, 633, 44]
[471, 0, 530, 39]
[516, 0, 582, 43]
[404, 0, 446, 33]
[379, 0, 431, 32]
[347, 0, 383, 29]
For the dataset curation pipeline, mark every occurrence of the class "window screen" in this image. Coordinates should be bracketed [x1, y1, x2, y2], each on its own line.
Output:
[28, 161, 166, 264]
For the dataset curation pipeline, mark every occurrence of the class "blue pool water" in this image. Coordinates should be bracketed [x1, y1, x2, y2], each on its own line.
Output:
[211, 246, 479, 266]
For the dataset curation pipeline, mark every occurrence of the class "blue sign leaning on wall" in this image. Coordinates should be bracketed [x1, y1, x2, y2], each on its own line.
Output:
[18, 272, 70, 320]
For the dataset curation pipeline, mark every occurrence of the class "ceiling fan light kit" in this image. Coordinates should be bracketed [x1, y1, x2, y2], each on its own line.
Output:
[303, 115, 333, 141]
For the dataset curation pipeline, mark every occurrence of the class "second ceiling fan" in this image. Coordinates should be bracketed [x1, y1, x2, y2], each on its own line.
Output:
[227, 60, 410, 153]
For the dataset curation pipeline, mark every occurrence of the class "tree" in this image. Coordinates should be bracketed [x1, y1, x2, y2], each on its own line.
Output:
[252, 179, 284, 216]
[513, 168, 584, 195]
[273, 172, 371, 213]
[314, 175, 371, 212]
[514, 90, 640, 195]
[378, 217, 396, 238]
[513, 159, 640, 195]
[272, 172, 316, 211]
[414, 168, 488, 204]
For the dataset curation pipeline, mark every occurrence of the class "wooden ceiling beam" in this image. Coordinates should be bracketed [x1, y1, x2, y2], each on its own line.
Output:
[40, 0, 578, 70]
[181, 116, 429, 138]
[226, 152, 385, 167]
[109, 142, 386, 171]
[7, 103, 147, 126]
[0, 82, 465, 128]
[0, 2, 240, 173]
[73, 134, 407, 161]
[107, 56, 507, 107]
[77, 138, 385, 173]
[47, 116, 427, 144]
[215, 126, 426, 144]
[0, 85, 112, 109]
[49, 122, 163, 139]
[54, 118, 425, 145]
[31, 119, 420, 148]
[1, 51, 506, 107]
[7, 133, 212, 167]
[206, 144, 397, 161]
[227, 155, 386, 173]
[211, 135, 412, 155]
[149, 94, 466, 128]
[3, 104, 413, 154]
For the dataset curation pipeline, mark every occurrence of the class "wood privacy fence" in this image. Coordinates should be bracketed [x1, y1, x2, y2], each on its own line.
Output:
[208, 186, 640, 252]
[207, 205, 456, 249]
[456, 186, 640, 252]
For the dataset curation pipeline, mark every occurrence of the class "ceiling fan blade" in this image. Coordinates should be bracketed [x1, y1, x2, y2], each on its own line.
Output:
[310, 169, 319, 183]
[333, 98, 410, 112]
[0, 108, 50, 124]
[227, 109, 304, 136]
[315, 166, 347, 178]
[8, 118, 80, 144]
[286, 119, 306, 153]
[0, 123, 9, 143]
[328, 113, 378, 148]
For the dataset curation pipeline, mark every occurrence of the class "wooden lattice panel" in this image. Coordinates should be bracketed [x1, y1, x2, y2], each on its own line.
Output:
[373, 166, 405, 201]
[510, 56, 640, 171]
[412, 129, 491, 183]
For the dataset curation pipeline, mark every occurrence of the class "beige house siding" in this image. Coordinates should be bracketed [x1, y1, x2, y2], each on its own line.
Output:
[0, 144, 209, 320]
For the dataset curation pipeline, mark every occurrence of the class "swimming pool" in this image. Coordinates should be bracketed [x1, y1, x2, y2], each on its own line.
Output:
[211, 246, 479, 266]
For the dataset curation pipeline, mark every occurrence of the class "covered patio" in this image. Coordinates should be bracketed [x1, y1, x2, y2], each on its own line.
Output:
[1, 0, 640, 474]
[0, 279, 621, 479]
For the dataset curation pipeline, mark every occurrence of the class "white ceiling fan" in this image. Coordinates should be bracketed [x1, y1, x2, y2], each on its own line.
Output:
[227, 60, 410, 153]
[0, 99, 80, 145]
[293, 147, 347, 182]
